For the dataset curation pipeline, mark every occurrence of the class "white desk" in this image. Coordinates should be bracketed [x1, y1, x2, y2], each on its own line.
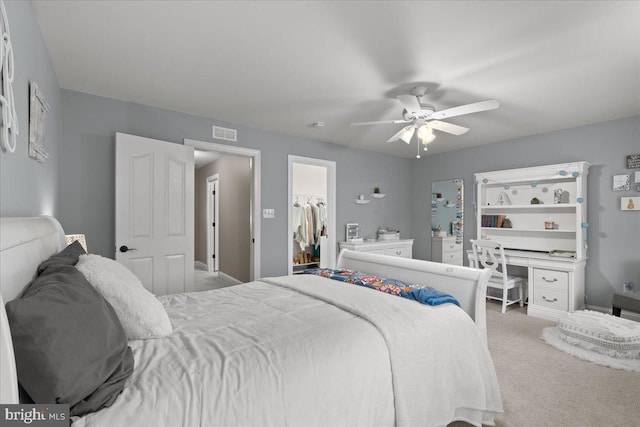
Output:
[467, 249, 586, 321]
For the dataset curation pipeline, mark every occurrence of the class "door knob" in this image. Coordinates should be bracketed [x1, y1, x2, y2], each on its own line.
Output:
[119, 245, 137, 253]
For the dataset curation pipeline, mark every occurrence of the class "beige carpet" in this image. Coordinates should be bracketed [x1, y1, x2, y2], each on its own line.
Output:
[452, 302, 640, 427]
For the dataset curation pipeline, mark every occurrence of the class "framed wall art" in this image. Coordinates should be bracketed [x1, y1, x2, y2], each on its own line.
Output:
[28, 81, 51, 162]
[613, 174, 630, 191]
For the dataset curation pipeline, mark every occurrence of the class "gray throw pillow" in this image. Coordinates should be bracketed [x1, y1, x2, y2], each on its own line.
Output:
[5, 265, 134, 417]
[37, 240, 86, 275]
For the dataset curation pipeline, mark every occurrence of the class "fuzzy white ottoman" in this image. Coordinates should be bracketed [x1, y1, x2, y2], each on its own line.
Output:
[542, 310, 640, 372]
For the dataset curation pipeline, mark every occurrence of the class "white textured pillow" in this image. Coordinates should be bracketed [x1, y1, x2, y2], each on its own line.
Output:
[76, 254, 172, 340]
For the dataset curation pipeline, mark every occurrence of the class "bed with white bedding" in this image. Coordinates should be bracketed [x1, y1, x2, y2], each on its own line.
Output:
[0, 217, 502, 426]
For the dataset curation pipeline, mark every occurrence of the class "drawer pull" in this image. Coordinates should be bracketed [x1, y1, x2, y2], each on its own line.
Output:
[395, 251, 402, 255]
[542, 296, 558, 303]
[542, 277, 558, 283]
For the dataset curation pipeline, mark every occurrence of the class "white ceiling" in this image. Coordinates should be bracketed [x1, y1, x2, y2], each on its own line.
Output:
[32, 1, 640, 158]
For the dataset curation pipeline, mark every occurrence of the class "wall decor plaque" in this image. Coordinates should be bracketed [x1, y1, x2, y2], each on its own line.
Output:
[626, 154, 640, 169]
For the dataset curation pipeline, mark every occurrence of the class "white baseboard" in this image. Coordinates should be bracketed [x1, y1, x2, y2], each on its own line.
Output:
[218, 271, 242, 285]
[586, 304, 640, 322]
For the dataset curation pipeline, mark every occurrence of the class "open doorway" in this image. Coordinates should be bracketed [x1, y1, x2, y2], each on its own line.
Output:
[288, 155, 336, 275]
[185, 139, 261, 286]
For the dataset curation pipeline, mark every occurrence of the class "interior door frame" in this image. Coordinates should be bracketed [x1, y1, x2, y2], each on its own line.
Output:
[184, 139, 261, 281]
[206, 174, 220, 273]
[287, 155, 337, 275]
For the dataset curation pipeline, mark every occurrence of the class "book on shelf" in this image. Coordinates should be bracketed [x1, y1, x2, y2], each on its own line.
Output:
[481, 214, 507, 228]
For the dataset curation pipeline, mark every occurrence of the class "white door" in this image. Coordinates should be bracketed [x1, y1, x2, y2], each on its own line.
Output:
[207, 174, 219, 273]
[115, 132, 195, 295]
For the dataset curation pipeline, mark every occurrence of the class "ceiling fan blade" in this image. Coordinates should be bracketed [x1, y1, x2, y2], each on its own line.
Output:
[350, 119, 411, 127]
[429, 120, 469, 135]
[397, 94, 422, 113]
[430, 99, 500, 120]
[387, 125, 414, 143]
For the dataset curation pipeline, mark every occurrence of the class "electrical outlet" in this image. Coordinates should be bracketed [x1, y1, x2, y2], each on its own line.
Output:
[262, 209, 275, 219]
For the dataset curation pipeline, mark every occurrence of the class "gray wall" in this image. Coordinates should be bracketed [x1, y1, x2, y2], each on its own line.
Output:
[59, 90, 412, 278]
[0, 1, 61, 217]
[195, 155, 251, 282]
[410, 115, 640, 309]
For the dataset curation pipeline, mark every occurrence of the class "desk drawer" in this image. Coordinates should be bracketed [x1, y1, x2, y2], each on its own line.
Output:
[533, 287, 568, 311]
[533, 269, 568, 292]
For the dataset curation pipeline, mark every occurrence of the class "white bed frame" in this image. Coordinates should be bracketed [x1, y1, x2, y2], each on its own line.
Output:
[0, 216, 491, 405]
[337, 249, 490, 341]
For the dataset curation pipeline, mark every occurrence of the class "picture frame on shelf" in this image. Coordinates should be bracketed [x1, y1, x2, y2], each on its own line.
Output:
[613, 174, 630, 191]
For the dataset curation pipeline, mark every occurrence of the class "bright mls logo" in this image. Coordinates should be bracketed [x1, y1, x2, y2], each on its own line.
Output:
[0, 405, 68, 427]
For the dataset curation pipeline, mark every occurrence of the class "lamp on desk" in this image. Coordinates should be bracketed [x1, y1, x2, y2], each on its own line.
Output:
[65, 234, 88, 252]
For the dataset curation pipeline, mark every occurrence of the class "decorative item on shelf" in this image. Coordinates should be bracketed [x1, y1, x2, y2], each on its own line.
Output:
[501, 218, 513, 228]
[354, 194, 370, 204]
[530, 197, 541, 204]
[553, 189, 569, 204]
[496, 191, 511, 205]
[370, 187, 386, 198]
[544, 221, 556, 230]
[623, 281, 634, 292]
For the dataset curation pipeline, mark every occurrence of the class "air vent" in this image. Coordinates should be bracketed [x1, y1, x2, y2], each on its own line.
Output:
[212, 125, 237, 142]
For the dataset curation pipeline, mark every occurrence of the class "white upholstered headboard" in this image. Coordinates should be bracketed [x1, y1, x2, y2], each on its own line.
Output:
[0, 216, 66, 404]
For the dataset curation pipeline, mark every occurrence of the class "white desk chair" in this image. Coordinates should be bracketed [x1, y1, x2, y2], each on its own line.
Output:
[470, 239, 526, 314]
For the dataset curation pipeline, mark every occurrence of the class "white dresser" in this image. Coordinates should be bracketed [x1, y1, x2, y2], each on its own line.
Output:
[338, 239, 413, 258]
[431, 236, 463, 265]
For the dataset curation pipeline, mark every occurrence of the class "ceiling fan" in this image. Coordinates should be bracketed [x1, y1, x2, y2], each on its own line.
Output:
[351, 86, 499, 154]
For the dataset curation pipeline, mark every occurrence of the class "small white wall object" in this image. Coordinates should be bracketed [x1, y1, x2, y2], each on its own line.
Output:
[0, 0, 18, 154]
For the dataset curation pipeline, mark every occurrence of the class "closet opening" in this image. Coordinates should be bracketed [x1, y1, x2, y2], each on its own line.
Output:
[287, 156, 336, 275]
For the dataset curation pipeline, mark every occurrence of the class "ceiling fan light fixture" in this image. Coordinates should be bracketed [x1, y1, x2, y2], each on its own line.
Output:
[400, 127, 415, 144]
[420, 132, 436, 145]
[417, 123, 433, 139]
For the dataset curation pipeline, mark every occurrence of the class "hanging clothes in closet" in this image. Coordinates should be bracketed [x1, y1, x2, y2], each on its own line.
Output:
[292, 196, 328, 250]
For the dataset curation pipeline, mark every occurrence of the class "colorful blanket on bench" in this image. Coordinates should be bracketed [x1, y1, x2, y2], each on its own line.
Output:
[303, 268, 459, 307]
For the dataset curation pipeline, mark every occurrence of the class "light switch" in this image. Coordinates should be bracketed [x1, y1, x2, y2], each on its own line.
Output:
[262, 209, 275, 219]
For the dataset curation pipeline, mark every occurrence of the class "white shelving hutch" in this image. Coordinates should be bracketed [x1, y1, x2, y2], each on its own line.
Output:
[473, 162, 590, 320]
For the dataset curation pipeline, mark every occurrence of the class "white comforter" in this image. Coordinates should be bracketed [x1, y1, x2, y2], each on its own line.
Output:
[75, 275, 502, 427]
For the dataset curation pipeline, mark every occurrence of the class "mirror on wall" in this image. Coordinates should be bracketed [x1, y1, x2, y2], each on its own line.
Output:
[431, 179, 464, 243]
